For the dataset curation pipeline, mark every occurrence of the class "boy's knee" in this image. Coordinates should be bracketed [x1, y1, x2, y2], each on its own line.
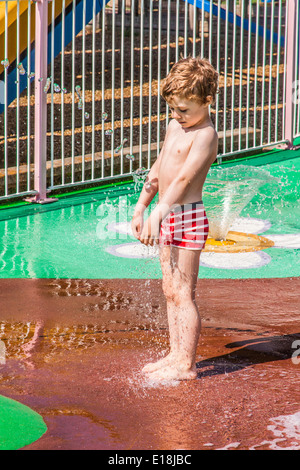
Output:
[173, 290, 193, 306]
[162, 280, 174, 302]
[163, 282, 193, 306]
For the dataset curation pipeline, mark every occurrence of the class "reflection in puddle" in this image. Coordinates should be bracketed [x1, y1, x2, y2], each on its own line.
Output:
[0, 320, 158, 369]
[0, 280, 166, 371]
[48, 279, 133, 310]
[48, 279, 109, 297]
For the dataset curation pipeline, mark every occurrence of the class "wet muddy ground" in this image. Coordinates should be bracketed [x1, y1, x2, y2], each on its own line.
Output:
[0, 277, 299, 450]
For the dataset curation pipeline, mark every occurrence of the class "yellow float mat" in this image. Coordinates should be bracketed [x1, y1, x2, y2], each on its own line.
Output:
[0, 0, 74, 75]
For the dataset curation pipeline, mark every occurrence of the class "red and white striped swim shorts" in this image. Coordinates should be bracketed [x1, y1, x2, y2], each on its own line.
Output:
[159, 201, 209, 250]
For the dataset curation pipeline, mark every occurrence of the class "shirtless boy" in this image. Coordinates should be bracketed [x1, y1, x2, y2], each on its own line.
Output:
[131, 56, 219, 381]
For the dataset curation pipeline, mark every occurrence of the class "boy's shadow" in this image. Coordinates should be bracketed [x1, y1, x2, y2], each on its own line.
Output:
[196, 332, 300, 378]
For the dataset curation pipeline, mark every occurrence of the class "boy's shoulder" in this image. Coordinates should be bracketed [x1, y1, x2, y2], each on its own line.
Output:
[195, 125, 218, 155]
[195, 124, 218, 144]
[188, 123, 218, 151]
[166, 118, 179, 131]
[168, 118, 217, 135]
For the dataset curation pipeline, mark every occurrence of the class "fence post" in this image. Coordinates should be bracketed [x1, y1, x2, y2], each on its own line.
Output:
[284, 0, 297, 149]
[26, 0, 57, 204]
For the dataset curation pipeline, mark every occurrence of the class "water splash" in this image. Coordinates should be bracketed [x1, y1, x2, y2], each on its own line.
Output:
[133, 167, 149, 192]
[250, 411, 300, 450]
[204, 165, 278, 240]
[97, 196, 119, 219]
[140, 375, 180, 389]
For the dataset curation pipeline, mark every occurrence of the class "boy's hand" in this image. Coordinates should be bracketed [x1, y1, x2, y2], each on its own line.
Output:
[131, 213, 144, 240]
[139, 215, 160, 246]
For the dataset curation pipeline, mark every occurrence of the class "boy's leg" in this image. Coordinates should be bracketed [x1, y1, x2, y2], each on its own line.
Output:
[172, 246, 201, 369]
[148, 246, 201, 380]
[142, 245, 180, 373]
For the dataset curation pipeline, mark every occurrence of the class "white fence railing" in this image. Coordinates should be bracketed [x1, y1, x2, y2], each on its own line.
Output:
[0, 0, 299, 202]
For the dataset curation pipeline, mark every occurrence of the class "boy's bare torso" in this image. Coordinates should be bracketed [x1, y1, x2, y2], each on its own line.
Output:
[158, 119, 217, 205]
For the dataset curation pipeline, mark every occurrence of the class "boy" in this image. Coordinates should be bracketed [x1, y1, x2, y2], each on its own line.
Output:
[131, 56, 218, 381]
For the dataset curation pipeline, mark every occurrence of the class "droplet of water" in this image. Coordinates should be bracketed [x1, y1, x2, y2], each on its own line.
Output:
[75, 85, 82, 100]
[38, 77, 44, 82]
[78, 99, 83, 110]
[84, 112, 89, 119]
[28, 72, 35, 79]
[61, 87, 67, 94]
[126, 154, 135, 161]
[1, 58, 10, 69]
[114, 138, 128, 154]
[17, 62, 26, 75]
[105, 129, 113, 136]
[135, 167, 147, 176]
[102, 112, 108, 121]
[43, 77, 52, 93]
[54, 83, 61, 93]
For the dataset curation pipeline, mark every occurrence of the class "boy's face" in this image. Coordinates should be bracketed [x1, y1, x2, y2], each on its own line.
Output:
[167, 95, 211, 128]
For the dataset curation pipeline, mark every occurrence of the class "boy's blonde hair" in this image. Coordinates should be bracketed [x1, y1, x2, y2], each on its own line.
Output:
[161, 56, 219, 105]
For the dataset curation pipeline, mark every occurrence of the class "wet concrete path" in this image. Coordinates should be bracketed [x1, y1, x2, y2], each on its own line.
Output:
[0, 278, 299, 450]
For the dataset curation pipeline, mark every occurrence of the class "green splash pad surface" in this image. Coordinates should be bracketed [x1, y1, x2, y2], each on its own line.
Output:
[0, 146, 300, 280]
[0, 395, 47, 450]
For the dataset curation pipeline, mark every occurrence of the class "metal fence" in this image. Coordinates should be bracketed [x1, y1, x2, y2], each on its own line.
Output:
[0, 0, 299, 202]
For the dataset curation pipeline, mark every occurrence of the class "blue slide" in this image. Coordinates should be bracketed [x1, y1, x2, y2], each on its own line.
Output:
[182, 0, 284, 47]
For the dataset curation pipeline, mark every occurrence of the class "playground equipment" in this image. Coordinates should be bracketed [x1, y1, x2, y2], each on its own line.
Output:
[183, 0, 284, 46]
[0, 0, 108, 112]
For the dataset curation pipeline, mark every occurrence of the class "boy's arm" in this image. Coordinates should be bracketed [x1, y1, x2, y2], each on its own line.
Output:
[131, 121, 174, 239]
[139, 129, 217, 244]
[133, 119, 176, 217]
[131, 153, 161, 239]
[132, 156, 160, 217]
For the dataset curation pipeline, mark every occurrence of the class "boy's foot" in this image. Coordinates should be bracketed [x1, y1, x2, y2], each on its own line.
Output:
[142, 353, 176, 374]
[147, 364, 198, 382]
